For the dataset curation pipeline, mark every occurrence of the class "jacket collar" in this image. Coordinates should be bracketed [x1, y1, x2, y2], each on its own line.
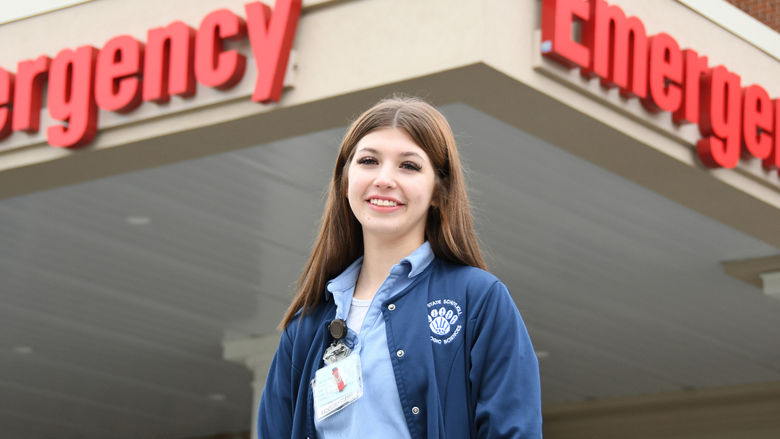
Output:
[324, 241, 434, 301]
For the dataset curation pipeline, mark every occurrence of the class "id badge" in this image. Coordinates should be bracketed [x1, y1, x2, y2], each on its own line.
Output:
[311, 353, 363, 420]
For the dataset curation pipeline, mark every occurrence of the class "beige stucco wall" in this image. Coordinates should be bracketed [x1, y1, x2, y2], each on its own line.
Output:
[1, 0, 777, 185]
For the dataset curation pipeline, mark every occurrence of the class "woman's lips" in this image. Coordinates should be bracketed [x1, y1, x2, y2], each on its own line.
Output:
[367, 197, 403, 211]
[369, 198, 399, 207]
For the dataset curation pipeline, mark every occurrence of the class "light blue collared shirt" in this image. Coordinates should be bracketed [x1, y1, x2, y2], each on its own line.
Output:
[315, 241, 434, 438]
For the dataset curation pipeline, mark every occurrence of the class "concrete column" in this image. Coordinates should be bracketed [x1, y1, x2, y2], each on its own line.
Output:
[223, 334, 280, 439]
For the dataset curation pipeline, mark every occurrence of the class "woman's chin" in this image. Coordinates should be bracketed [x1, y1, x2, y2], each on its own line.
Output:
[361, 224, 426, 243]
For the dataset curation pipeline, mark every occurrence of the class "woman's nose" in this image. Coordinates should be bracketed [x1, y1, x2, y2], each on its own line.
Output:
[373, 164, 397, 188]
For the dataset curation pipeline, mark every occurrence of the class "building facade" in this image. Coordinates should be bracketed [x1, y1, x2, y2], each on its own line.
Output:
[1, 0, 779, 438]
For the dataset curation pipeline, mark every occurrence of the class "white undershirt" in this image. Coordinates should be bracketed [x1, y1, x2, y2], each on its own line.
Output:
[346, 297, 372, 334]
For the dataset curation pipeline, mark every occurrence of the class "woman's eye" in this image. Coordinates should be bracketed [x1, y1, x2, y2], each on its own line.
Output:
[401, 161, 422, 171]
[357, 157, 378, 165]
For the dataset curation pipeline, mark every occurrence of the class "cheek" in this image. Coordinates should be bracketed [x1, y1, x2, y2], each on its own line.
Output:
[420, 177, 437, 205]
[345, 170, 365, 208]
[346, 171, 358, 196]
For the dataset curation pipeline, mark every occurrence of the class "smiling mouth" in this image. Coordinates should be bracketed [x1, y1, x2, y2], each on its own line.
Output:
[369, 198, 400, 207]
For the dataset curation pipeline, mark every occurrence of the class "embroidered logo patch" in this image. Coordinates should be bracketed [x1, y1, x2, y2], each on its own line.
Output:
[427, 299, 463, 345]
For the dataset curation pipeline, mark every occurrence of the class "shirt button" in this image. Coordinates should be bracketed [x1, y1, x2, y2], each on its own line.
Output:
[396, 349, 405, 358]
[388, 304, 396, 311]
[412, 406, 420, 415]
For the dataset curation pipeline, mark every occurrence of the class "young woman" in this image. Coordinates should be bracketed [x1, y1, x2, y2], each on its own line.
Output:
[257, 97, 542, 438]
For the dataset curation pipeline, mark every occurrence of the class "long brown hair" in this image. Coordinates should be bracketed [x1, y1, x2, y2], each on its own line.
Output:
[280, 96, 486, 328]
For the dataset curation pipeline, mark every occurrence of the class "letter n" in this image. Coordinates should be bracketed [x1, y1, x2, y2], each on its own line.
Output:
[144, 21, 196, 102]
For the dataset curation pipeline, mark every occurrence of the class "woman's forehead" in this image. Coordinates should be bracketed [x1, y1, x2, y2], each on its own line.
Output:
[355, 128, 428, 157]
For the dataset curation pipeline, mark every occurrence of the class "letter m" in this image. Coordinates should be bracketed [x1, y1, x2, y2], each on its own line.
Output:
[582, 0, 648, 98]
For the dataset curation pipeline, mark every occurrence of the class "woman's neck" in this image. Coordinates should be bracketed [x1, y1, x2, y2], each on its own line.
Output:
[353, 233, 424, 300]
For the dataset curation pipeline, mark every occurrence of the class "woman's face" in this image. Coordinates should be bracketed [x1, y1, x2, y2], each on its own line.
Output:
[346, 128, 436, 244]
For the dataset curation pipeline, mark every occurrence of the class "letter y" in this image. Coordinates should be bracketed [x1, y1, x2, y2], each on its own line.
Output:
[245, 0, 301, 103]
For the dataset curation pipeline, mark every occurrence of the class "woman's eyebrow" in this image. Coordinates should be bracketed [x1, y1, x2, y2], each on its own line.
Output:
[355, 147, 379, 154]
[400, 151, 424, 159]
[355, 147, 424, 160]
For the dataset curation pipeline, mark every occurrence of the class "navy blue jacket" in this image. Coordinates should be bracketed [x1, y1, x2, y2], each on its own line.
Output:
[258, 258, 542, 438]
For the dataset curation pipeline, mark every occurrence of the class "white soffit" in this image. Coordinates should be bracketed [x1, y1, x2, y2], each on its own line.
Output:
[0, 0, 93, 24]
[676, 0, 780, 60]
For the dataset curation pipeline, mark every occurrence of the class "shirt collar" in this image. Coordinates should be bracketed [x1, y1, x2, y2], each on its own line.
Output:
[326, 256, 363, 298]
[325, 241, 435, 299]
[404, 241, 435, 278]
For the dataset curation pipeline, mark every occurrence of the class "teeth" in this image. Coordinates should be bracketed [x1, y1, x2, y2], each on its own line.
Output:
[370, 199, 398, 207]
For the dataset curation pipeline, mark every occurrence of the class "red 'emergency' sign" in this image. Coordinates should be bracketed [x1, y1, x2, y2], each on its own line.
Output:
[0, 0, 301, 149]
[541, 0, 779, 173]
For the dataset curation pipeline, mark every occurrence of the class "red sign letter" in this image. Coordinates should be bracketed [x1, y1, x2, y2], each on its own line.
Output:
[0, 68, 13, 140]
[741, 84, 772, 160]
[96, 35, 144, 113]
[642, 33, 682, 114]
[12, 55, 50, 133]
[47, 46, 99, 149]
[195, 9, 247, 89]
[697, 66, 742, 168]
[245, 0, 302, 102]
[583, 0, 648, 98]
[144, 21, 196, 102]
[672, 49, 708, 125]
[540, 0, 591, 69]
[763, 99, 780, 173]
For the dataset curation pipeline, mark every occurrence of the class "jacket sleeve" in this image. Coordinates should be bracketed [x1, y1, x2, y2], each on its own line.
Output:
[257, 326, 297, 439]
[469, 281, 542, 438]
